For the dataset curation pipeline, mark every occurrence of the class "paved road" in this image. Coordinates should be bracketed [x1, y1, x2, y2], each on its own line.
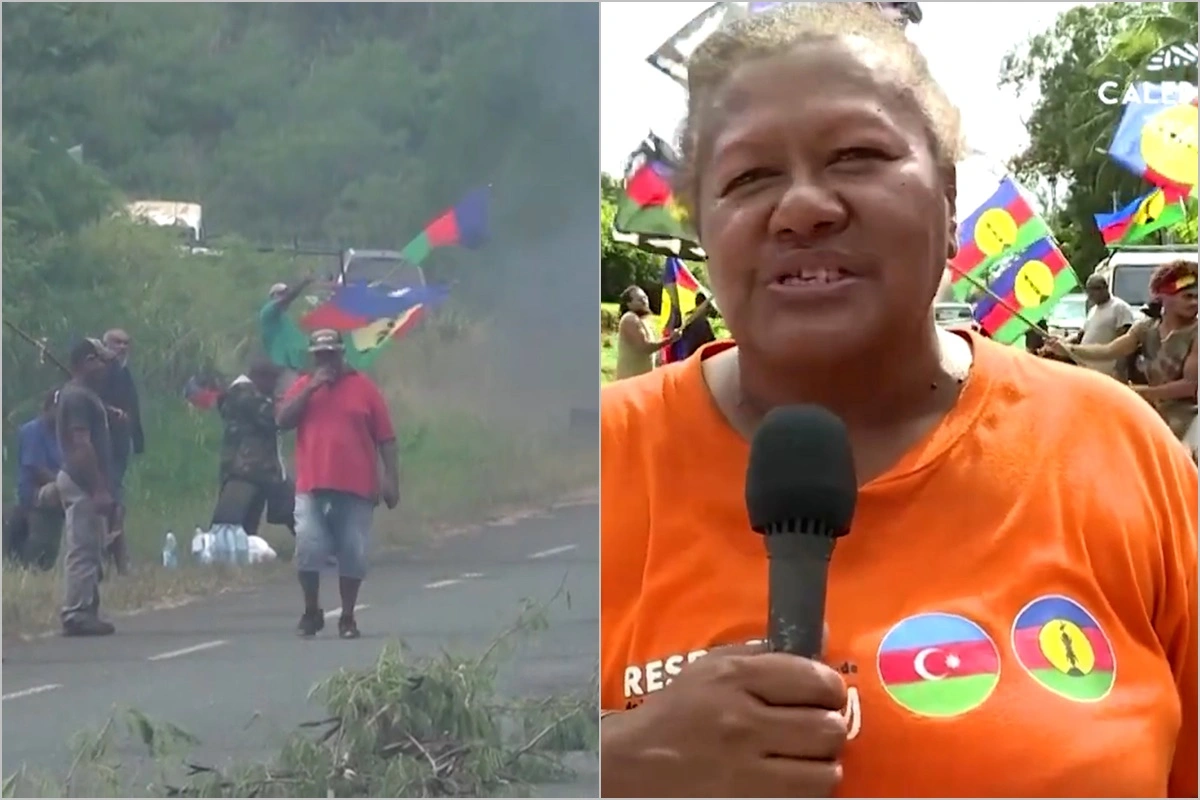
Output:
[2, 502, 599, 796]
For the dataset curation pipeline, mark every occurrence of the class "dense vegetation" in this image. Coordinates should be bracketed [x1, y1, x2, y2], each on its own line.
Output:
[2, 2, 598, 563]
[1002, 1, 1198, 273]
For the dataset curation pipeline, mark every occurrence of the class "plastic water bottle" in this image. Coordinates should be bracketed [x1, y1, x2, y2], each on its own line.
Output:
[193, 527, 213, 565]
[234, 526, 250, 566]
[214, 524, 234, 564]
[162, 532, 178, 569]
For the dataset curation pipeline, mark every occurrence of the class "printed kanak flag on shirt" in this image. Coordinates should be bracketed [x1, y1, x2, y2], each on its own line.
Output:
[399, 186, 490, 265]
[659, 257, 703, 365]
[949, 177, 1051, 301]
[1107, 87, 1197, 197]
[1094, 189, 1187, 246]
[972, 238, 1079, 345]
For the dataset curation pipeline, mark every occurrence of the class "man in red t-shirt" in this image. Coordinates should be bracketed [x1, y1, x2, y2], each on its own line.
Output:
[277, 329, 400, 639]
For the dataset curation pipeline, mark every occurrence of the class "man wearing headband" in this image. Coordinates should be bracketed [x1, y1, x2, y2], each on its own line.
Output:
[1052, 259, 1198, 455]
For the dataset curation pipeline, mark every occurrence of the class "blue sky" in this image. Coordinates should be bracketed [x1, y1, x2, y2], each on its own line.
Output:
[600, 2, 1092, 215]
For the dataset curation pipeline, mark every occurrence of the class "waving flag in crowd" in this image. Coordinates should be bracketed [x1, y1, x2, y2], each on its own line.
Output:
[183, 375, 222, 410]
[399, 186, 490, 265]
[644, 3, 921, 88]
[970, 238, 1079, 345]
[1093, 188, 1187, 246]
[301, 282, 443, 332]
[949, 178, 1052, 301]
[612, 133, 706, 261]
[300, 281, 450, 366]
[659, 257, 706, 365]
[1107, 86, 1197, 199]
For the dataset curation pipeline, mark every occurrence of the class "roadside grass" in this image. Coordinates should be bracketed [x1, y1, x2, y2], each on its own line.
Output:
[599, 302, 730, 386]
[2, 595, 598, 798]
[2, 317, 597, 639]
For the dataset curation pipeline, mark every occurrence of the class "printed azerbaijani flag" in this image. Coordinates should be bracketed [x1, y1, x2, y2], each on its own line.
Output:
[949, 177, 1051, 301]
[659, 257, 704, 365]
[399, 186, 490, 265]
[1094, 188, 1187, 246]
[1107, 86, 1197, 199]
[613, 133, 707, 261]
[972, 238, 1079, 345]
[1011, 595, 1115, 702]
[877, 612, 1001, 718]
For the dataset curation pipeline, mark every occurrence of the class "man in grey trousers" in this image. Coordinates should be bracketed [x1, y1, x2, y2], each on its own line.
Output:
[57, 338, 118, 637]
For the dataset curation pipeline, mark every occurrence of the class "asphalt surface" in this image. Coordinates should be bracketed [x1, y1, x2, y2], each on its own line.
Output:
[2, 501, 599, 796]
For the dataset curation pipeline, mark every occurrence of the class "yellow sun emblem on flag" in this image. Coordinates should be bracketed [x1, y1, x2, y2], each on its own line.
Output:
[666, 195, 690, 225]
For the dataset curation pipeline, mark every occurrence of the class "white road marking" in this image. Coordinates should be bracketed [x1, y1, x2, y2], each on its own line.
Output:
[424, 578, 461, 589]
[325, 604, 369, 619]
[528, 544, 577, 560]
[3, 683, 61, 701]
[460, 572, 483, 579]
[147, 639, 227, 662]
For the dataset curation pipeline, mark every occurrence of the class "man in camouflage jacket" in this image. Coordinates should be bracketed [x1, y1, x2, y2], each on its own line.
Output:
[212, 359, 293, 537]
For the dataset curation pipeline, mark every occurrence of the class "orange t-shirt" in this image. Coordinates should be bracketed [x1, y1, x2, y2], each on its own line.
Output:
[601, 334, 1197, 798]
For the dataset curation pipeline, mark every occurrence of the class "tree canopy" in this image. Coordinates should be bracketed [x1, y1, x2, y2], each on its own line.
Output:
[1000, 1, 1197, 273]
[2, 2, 598, 422]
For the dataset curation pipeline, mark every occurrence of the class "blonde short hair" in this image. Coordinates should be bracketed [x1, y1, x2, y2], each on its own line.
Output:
[676, 3, 965, 218]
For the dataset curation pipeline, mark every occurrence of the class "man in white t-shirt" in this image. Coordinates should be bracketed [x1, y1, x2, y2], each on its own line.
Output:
[1076, 274, 1136, 379]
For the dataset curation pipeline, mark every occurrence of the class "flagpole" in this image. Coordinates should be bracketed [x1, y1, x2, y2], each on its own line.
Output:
[945, 262, 1055, 336]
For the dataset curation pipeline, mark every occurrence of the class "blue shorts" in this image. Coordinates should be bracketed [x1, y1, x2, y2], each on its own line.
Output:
[294, 491, 374, 579]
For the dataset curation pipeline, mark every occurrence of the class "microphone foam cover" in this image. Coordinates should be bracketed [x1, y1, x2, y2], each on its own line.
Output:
[745, 404, 857, 537]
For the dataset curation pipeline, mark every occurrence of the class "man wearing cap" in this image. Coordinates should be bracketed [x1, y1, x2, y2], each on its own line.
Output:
[1072, 274, 1136, 380]
[57, 338, 119, 636]
[260, 279, 314, 398]
[276, 328, 400, 638]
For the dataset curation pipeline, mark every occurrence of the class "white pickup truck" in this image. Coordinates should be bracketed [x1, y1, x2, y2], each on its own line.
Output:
[1092, 245, 1198, 314]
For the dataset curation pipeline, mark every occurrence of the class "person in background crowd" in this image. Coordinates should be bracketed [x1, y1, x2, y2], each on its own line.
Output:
[17, 390, 65, 571]
[211, 358, 294, 541]
[599, 5, 1195, 797]
[1052, 259, 1198, 457]
[676, 291, 718, 360]
[276, 329, 399, 639]
[58, 339, 118, 637]
[616, 286, 680, 380]
[99, 328, 143, 574]
[260, 279, 315, 399]
[1070, 274, 1136, 379]
[1025, 321, 1071, 364]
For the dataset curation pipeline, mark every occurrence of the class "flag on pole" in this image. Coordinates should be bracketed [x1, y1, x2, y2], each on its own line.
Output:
[399, 186, 490, 265]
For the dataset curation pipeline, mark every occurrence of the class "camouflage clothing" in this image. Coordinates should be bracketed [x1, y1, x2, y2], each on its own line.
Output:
[217, 377, 282, 486]
[1132, 319, 1198, 441]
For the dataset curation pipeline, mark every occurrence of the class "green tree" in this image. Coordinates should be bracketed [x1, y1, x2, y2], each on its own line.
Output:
[600, 172, 662, 302]
[1000, 2, 1197, 276]
[1, 3, 600, 548]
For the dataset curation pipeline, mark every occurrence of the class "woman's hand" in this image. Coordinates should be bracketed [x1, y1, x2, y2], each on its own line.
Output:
[601, 644, 848, 798]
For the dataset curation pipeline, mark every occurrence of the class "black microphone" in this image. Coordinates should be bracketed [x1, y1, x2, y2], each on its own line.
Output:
[746, 405, 858, 659]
